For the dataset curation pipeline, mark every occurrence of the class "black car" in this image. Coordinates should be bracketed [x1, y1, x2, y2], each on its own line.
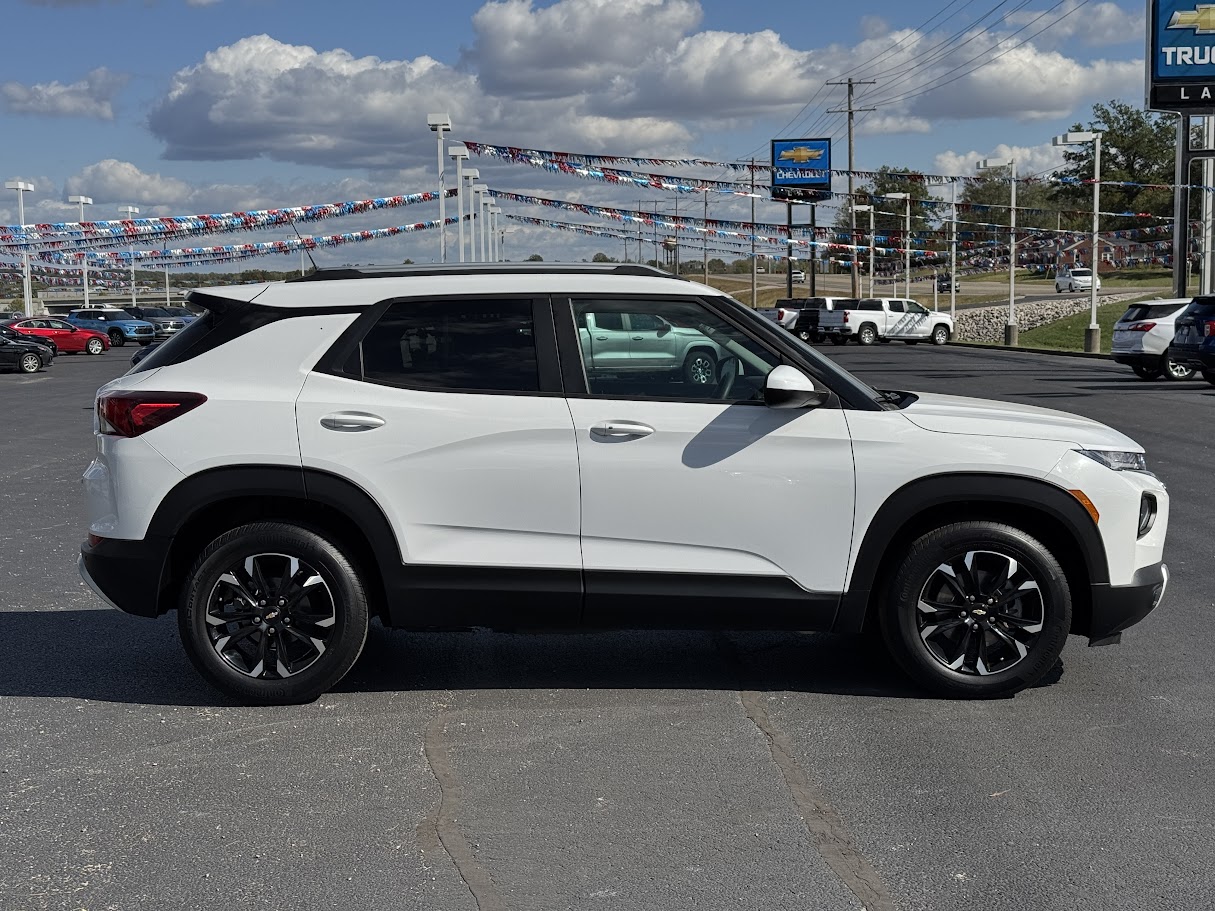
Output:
[1169, 297, 1215, 387]
[0, 334, 52, 373]
[129, 340, 161, 366]
[0, 322, 56, 356]
[936, 274, 960, 293]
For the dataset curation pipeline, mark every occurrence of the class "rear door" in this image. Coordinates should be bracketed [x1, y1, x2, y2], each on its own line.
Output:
[295, 295, 582, 623]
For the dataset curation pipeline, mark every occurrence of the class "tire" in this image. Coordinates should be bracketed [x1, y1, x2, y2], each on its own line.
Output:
[931, 325, 950, 346]
[19, 353, 41, 373]
[829, 336, 848, 346]
[1132, 365, 1162, 381]
[1203, 370, 1215, 387]
[903, 340, 919, 345]
[683, 349, 717, 385]
[138, 340, 152, 347]
[797, 330, 811, 342]
[85, 337, 105, 355]
[108, 329, 125, 348]
[879, 521, 1071, 698]
[857, 323, 878, 346]
[1162, 355, 1195, 381]
[177, 522, 370, 705]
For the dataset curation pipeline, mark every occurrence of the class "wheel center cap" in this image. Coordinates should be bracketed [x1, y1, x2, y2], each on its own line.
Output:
[971, 608, 987, 617]
[263, 609, 280, 622]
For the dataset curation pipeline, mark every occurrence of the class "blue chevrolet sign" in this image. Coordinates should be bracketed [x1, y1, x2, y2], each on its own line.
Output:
[770, 138, 831, 203]
[1149, 0, 1215, 110]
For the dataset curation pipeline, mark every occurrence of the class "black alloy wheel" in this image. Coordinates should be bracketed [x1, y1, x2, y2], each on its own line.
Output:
[179, 522, 370, 705]
[881, 521, 1071, 698]
[108, 329, 125, 347]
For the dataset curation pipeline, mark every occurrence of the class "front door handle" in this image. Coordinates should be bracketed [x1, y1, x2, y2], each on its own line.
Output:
[320, 412, 385, 432]
[590, 421, 654, 438]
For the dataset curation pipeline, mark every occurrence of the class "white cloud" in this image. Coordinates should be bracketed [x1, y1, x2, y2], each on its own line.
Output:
[63, 160, 194, 207]
[1, 67, 128, 120]
[933, 142, 1065, 178]
[1007, 1, 1142, 48]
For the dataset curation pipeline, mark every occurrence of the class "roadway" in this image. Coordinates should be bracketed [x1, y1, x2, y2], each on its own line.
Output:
[0, 346, 1210, 911]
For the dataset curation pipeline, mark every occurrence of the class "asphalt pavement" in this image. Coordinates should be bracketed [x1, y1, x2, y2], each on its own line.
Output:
[0, 344, 1212, 911]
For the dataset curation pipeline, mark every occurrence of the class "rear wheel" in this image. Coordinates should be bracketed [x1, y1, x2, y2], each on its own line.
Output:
[880, 521, 1071, 698]
[19, 353, 41, 373]
[796, 329, 811, 342]
[178, 522, 370, 705]
[683, 349, 717, 385]
[107, 329, 125, 348]
[857, 323, 878, 346]
[1162, 355, 1195, 381]
[85, 337, 105, 355]
[1132, 365, 1162, 381]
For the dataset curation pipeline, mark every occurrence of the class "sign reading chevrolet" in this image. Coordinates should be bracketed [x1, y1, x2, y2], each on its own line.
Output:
[770, 138, 832, 203]
[1149, 1, 1215, 110]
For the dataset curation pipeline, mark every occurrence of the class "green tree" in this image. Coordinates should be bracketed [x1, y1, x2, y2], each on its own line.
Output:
[591, 252, 617, 263]
[707, 258, 727, 273]
[1055, 99, 1180, 233]
[526, 253, 544, 261]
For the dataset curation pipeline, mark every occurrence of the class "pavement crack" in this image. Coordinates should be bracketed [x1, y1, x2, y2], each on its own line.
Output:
[421, 711, 507, 911]
[716, 634, 898, 911]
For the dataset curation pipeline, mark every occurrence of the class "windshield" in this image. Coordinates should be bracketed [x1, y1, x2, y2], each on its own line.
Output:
[712, 294, 885, 408]
[1070, 269, 1092, 277]
[1120, 303, 1186, 322]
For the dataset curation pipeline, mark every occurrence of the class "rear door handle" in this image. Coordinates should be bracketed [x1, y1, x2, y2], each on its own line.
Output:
[320, 412, 385, 432]
[590, 421, 654, 438]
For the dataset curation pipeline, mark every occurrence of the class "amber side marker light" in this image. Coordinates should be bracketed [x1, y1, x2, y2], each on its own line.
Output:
[1068, 489, 1100, 524]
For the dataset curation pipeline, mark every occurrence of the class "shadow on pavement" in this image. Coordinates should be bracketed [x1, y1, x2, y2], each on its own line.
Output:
[0, 609, 965, 705]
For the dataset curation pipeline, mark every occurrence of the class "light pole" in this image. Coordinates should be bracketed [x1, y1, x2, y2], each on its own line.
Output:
[1054, 131, 1104, 353]
[977, 157, 1018, 345]
[449, 145, 469, 263]
[6, 180, 35, 317]
[480, 193, 491, 262]
[489, 205, 501, 261]
[853, 204, 875, 297]
[471, 185, 487, 261]
[120, 205, 139, 307]
[463, 169, 480, 261]
[69, 194, 93, 307]
[886, 193, 912, 297]
[427, 113, 451, 263]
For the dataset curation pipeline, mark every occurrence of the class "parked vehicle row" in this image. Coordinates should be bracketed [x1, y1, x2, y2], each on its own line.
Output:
[2, 317, 110, 355]
[0, 332, 54, 373]
[1112, 297, 1215, 386]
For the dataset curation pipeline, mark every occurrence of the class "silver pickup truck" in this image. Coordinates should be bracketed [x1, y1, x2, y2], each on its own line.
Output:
[578, 309, 727, 385]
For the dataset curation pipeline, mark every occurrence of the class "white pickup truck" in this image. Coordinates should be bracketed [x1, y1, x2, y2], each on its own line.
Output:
[818, 297, 953, 346]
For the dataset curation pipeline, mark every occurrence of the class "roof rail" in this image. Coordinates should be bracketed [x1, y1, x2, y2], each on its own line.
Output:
[287, 262, 686, 282]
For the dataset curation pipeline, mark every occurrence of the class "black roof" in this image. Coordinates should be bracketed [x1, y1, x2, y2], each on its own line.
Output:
[288, 262, 685, 282]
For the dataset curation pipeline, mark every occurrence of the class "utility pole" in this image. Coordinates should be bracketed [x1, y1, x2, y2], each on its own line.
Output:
[828, 77, 876, 298]
[703, 189, 709, 284]
[750, 157, 757, 307]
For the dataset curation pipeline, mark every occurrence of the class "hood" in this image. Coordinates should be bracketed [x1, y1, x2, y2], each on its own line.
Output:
[900, 391, 1140, 450]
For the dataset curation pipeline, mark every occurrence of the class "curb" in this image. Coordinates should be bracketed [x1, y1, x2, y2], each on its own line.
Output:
[948, 341, 1110, 360]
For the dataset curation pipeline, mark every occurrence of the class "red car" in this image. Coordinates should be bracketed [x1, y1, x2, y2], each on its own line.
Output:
[3, 317, 110, 355]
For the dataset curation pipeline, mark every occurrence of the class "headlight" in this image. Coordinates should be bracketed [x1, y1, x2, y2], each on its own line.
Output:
[1077, 449, 1150, 473]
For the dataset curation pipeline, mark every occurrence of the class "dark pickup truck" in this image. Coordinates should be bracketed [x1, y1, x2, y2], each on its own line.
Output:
[791, 297, 857, 343]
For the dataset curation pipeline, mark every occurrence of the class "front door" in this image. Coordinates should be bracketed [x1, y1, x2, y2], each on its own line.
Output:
[560, 296, 856, 629]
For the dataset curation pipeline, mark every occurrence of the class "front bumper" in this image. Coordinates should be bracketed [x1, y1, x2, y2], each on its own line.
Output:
[1087, 561, 1168, 646]
[79, 535, 171, 618]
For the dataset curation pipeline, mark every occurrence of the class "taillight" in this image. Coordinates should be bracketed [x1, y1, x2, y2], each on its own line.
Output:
[843, 311, 850, 323]
[97, 391, 206, 437]
[777, 308, 787, 320]
[1129, 322, 1155, 332]
[1204, 320, 1215, 337]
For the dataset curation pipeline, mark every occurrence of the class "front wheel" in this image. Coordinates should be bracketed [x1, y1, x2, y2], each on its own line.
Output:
[19, 353, 41, 373]
[683, 349, 717, 385]
[108, 329, 125, 348]
[857, 324, 878, 346]
[880, 521, 1071, 698]
[931, 325, 950, 346]
[85, 337, 105, 355]
[1162, 356, 1195, 381]
[178, 522, 371, 705]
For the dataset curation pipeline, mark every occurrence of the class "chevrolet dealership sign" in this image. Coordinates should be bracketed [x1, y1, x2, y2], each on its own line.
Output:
[1149, 1, 1215, 110]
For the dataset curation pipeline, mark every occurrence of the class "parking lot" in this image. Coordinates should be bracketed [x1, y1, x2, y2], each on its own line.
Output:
[1, 344, 1212, 911]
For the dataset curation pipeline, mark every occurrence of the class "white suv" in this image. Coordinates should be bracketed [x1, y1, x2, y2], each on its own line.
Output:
[79, 264, 1170, 705]
[1111, 298, 1197, 381]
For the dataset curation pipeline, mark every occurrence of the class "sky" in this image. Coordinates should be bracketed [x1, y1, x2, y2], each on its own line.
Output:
[0, 0, 1150, 270]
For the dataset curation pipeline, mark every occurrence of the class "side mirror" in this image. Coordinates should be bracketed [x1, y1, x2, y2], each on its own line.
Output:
[69, 325, 78, 332]
[764, 365, 828, 410]
[656, 323, 671, 337]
